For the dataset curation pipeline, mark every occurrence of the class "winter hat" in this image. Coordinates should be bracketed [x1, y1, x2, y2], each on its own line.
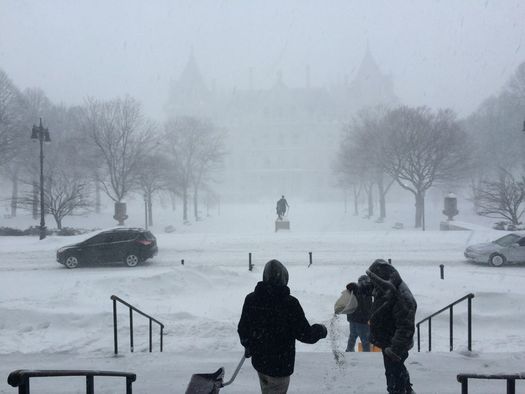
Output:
[367, 259, 396, 280]
[263, 259, 289, 286]
[358, 275, 370, 286]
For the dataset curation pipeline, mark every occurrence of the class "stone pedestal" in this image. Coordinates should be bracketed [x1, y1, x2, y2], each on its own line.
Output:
[275, 220, 290, 232]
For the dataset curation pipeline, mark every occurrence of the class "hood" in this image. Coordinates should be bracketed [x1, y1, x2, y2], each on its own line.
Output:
[468, 242, 498, 252]
[57, 243, 81, 252]
[263, 259, 289, 286]
[366, 259, 402, 293]
[254, 281, 291, 299]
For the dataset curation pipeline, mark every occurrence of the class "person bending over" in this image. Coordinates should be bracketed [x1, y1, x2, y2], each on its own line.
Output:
[367, 259, 417, 394]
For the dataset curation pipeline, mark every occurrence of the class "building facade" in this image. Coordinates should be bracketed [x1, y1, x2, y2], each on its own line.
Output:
[166, 48, 398, 202]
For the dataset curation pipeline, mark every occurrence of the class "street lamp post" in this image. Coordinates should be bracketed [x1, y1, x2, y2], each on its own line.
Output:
[144, 193, 149, 230]
[31, 118, 51, 240]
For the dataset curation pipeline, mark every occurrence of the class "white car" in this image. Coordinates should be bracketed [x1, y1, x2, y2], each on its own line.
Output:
[464, 233, 525, 267]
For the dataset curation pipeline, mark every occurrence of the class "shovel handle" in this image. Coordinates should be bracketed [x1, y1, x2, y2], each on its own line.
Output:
[221, 354, 246, 387]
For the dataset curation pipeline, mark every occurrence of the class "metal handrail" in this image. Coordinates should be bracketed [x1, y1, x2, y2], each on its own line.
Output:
[457, 373, 525, 394]
[111, 295, 165, 355]
[416, 293, 474, 352]
[7, 369, 136, 394]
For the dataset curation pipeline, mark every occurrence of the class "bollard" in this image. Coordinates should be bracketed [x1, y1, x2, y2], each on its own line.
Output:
[249, 253, 253, 271]
[308, 252, 313, 268]
[440, 264, 444, 280]
[181, 259, 184, 265]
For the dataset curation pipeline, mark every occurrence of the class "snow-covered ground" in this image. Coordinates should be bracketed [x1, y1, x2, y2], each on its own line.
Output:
[0, 201, 524, 393]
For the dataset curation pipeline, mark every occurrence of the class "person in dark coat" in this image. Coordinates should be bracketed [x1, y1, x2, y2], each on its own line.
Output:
[366, 259, 417, 394]
[238, 259, 327, 393]
[345, 274, 373, 352]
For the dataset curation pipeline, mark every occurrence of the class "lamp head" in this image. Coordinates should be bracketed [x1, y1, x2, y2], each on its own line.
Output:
[30, 125, 38, 140]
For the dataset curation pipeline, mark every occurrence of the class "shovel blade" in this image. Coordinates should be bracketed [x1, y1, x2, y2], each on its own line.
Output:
[185, 367, 225, 394]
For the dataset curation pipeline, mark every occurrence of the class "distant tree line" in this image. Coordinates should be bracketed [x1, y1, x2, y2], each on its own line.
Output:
[335, 61, 525, 227]
[463, 62, 525, 225]
[0, 68, 225, 229]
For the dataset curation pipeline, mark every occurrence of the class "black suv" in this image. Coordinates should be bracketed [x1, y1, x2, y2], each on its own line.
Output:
[57, 228, 158, 268]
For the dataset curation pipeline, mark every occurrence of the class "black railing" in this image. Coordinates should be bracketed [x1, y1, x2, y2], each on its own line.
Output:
[111, 295, 165, 355]
[457, 373, 524, 394]
[7, 369, 136, 394]
[416, 293, 474, 352]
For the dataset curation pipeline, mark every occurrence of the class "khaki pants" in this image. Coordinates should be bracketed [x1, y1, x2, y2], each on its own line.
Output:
[257, 372, 290, 394]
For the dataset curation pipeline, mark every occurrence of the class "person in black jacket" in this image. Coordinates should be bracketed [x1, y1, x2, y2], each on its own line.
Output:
[238, 259, 327, 393]
[366, 259, 417, 394]
[345, 275, 373, 352]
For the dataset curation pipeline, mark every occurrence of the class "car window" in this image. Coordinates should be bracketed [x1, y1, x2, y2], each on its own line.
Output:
[494, 234, 521, 247]
[112, 232, 136, 242]
[144, 231, 155, 241]
[84, 233, 106, 244]
[100, 234, 117, 243]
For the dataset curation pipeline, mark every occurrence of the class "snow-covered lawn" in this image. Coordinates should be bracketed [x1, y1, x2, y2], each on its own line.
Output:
[0, 202, 524, 393]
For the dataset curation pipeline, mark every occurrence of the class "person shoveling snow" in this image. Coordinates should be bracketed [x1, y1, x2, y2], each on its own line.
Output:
[237, 259, 328, 393]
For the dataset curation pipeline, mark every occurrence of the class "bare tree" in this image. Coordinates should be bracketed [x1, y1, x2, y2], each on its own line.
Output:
[164, 117, 224, 222]
[3, 87, 55, 218]
[335, 108, 394, 219]
[382, 106, 469, 229]
[81, 97, 155, 223]
[474, 169, 525, 225]
[135, 154, 171, 226]
[18, 169, 91, 229]
[0, 69, 26, 167]
[190, 126, 225, 221]
[334, 129, 366, 216]
[0, 70, 29, 217]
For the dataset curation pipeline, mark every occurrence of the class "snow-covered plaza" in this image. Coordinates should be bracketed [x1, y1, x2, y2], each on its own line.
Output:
[0, 202, 524, 393]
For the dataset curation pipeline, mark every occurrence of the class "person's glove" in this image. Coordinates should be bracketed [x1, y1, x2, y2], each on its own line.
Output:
[244, 347, 251, 358]
[346, 282, 357, 293]
[313, 324, 328, 338]
[383, 347, 401, 362]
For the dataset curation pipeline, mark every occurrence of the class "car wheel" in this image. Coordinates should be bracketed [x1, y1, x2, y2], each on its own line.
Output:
[124, 254, 140, 267]
[64, 255, 80, 269]
[489, 253, 506, 267]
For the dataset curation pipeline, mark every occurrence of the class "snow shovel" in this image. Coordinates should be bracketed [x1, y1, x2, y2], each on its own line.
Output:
[185, 354, 246, 394]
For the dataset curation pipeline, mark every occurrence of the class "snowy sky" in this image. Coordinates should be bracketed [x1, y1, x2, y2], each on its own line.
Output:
[1, 0, 524, 119]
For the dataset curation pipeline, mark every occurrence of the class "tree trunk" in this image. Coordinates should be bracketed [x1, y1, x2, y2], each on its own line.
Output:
[353, 185, 359, 216]
[377, 174, 386, 219]
[148, 194, 153, 226]
[10, 174, 18, 217]
[55, 216, 62, 230]
[415, 191, 425, 228]
[182, 187, 188, 222]
[170, 192, 177, 211]
[193, 187, 199, 221]
[379, 193, 386, 219]
[367, 185, 374, 218]
[95, 179, 101, 214]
